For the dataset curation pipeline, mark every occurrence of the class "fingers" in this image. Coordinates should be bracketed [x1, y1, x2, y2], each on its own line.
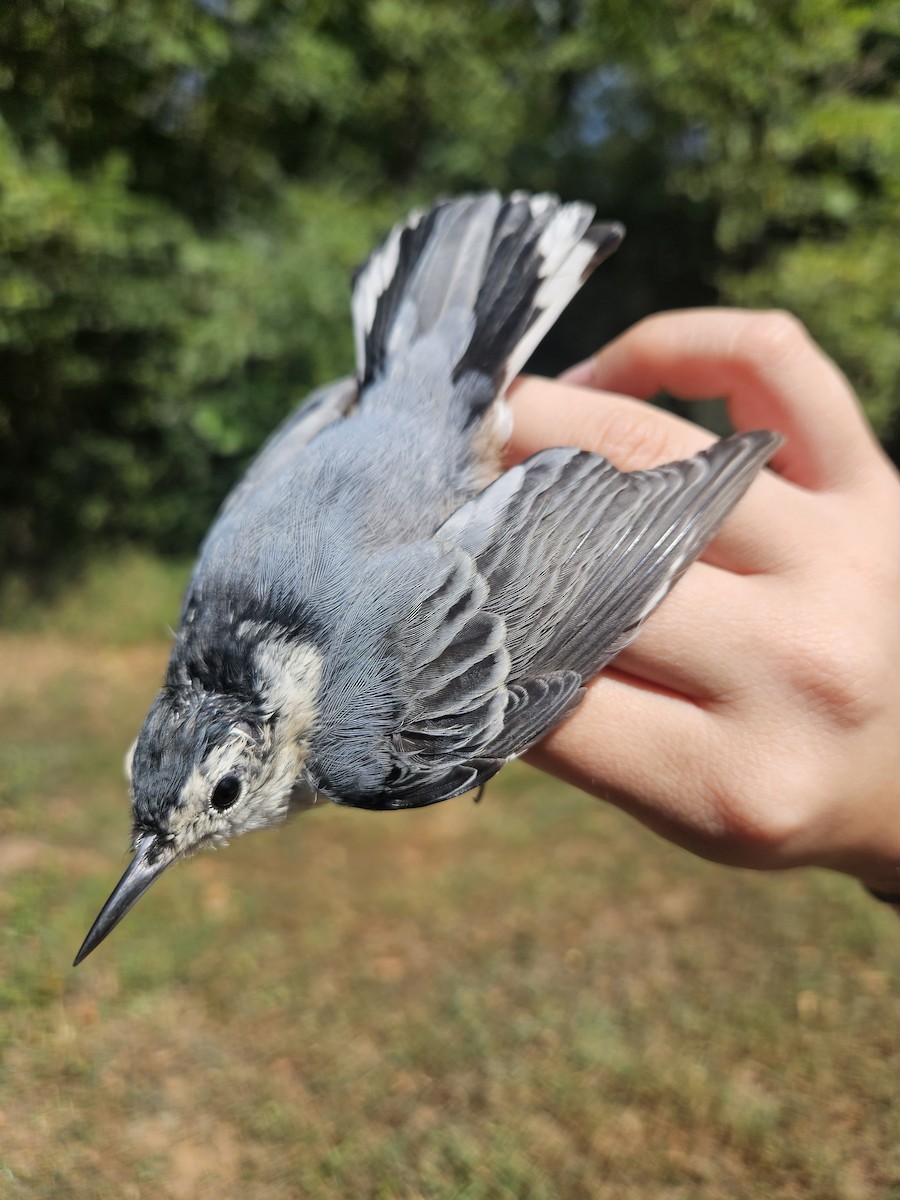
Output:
[611, 561, 768, 702]
[508, 376, 808, 575]
[510, 374, 714, 469]
[525, 672, 743, 862]
[565, 309, 885, 493]
[528, 666, 815, 870]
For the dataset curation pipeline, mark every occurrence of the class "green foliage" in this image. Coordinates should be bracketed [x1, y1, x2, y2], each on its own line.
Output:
[1, 1, 897, 576]
[598, 0, 900, 430]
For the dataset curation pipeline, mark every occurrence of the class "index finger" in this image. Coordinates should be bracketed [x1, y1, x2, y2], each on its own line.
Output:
[507, 375, 806, 575]
[564, 309, 886, 493]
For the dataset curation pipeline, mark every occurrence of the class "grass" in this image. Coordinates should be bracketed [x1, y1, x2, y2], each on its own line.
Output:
[1, 555, 899, 1199]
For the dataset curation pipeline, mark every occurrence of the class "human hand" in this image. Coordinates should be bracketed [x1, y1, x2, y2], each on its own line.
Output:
[508, 309, 900, 895]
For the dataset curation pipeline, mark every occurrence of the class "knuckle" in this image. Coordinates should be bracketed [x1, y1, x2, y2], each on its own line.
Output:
[709, 753, 819, 860]
[735, 309, 809, 369]
[592, 401, 690, 471]
[787, 628, 883, 731]
[631, 310, 672, 340]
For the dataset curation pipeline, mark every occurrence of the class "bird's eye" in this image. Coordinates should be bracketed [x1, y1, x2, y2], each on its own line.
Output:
[211, 774, 242, 811]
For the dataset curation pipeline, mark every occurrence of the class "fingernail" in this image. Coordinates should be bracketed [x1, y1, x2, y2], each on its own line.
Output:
[560, 359, 595, 386]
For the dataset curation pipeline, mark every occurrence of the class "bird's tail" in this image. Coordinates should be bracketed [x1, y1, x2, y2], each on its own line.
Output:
[351, 193, 623, 413]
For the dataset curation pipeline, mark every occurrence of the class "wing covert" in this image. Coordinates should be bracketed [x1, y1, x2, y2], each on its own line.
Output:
[439, 431, 781, 680]
[308, 542, 512, 810]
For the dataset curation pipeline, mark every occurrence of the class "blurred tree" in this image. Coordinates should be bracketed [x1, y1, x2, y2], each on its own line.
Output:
[579, 0, 899, 428]
[0, 0, 896, 576]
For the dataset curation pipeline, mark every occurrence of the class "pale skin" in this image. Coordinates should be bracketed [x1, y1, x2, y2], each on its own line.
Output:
[507, 308, 900, 896]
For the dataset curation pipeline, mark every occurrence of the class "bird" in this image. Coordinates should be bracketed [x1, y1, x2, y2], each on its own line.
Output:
[74, 192, 781, 965]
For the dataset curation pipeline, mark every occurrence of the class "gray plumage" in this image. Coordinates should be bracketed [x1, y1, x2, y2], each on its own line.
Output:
[75, 192, 781, 964]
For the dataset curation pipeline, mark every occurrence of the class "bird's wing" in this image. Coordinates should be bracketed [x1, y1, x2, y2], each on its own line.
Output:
[308, 537, 583, 810]
[439, 432, 780, 688]
[309, 431, 779, 810]
[308, 541, 516, 809]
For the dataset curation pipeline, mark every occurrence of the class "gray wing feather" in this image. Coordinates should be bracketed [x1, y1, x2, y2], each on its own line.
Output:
[487, 673, 585, 759]
[310, 430, 780, 811]
[309, 542, 512, 811]
[440, 430, 782, 681]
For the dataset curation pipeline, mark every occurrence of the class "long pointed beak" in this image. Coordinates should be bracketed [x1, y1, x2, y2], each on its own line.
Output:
[73, 834, 176, 966]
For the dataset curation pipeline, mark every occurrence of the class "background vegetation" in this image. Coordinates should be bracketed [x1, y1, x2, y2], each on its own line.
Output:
[2, 3, 900, 1196]
[1, 0, 898, 576]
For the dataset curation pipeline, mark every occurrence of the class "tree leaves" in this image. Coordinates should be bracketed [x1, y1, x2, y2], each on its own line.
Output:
[0, 0, 896, 575]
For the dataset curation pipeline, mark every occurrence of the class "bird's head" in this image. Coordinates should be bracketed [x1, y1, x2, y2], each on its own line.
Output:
[74, 635, 323, 964]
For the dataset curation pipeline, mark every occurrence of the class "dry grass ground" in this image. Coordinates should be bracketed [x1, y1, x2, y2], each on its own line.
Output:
[1, 558, 899, 1199]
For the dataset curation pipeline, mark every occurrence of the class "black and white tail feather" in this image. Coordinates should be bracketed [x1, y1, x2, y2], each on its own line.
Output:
[305, 193, 782, 811]
[352, 192, 624, 398]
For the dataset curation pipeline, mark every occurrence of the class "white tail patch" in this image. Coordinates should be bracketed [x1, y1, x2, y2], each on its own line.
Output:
[349, 192, 623, 426]
[352, 211, 423, 378]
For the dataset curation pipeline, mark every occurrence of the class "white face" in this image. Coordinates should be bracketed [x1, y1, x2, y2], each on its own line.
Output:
[163, 723, 311, 856]
[128, 637, 324, 859]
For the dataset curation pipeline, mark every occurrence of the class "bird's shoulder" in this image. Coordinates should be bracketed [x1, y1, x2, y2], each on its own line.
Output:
[305, 536, 582, 810]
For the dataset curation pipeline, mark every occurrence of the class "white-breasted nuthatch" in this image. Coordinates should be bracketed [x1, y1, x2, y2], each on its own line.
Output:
[75, 193, 780, 964]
